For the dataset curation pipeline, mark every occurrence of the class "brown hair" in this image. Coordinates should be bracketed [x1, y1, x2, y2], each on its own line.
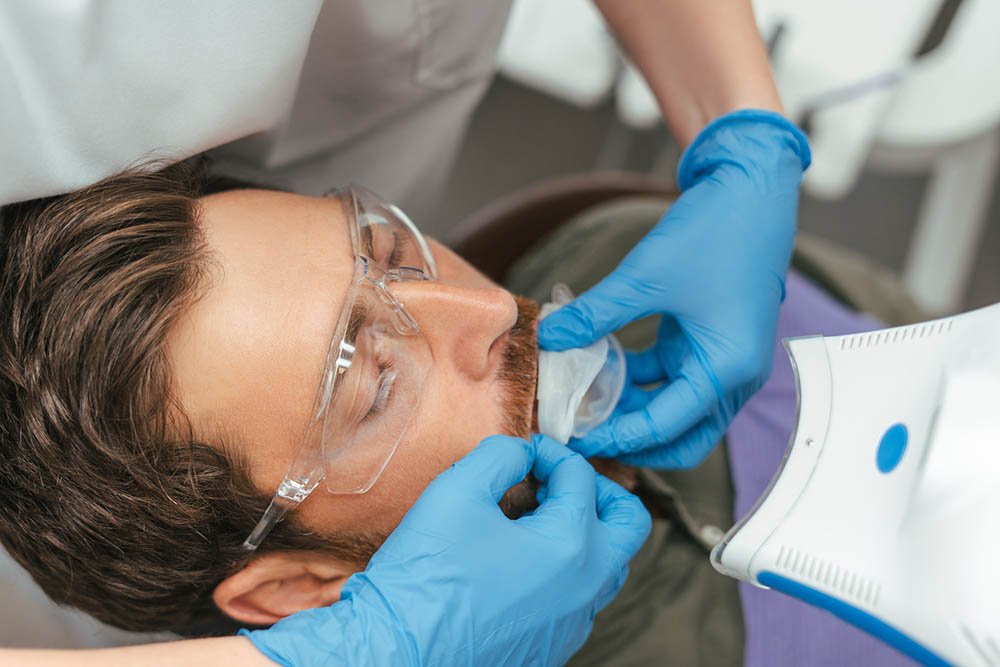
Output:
[0, 161, 378, 633]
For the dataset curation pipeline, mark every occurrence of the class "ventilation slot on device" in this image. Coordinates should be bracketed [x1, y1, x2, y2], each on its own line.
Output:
[839, 319, 954, 351]
[959, 623, 1000, 666]
[775, 545, 882, 608]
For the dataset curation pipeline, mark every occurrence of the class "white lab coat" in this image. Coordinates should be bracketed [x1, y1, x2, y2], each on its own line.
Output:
[0, 0, 511, 648]
[0, 0, 512, 232]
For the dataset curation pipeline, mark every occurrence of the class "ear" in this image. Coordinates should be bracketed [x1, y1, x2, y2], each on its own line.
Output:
[213, 551, 359, 626]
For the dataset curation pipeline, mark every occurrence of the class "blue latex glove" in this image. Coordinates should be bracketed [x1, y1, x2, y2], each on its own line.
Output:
[539, 110, 810, 469]
[243, 434, 651, 667]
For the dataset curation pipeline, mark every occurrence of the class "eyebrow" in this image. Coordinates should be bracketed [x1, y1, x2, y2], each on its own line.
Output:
[325, 298, 370, 410]
[320, 191, 370, 416]
[359, 222, 375, 258]
[344, 300, 368, 349]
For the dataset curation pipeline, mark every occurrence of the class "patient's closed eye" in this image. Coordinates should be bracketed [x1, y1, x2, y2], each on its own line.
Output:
[363, 359, 396, 422]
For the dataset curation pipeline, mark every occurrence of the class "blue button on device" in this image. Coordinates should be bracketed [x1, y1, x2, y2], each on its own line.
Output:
[876, 423, 908, 473]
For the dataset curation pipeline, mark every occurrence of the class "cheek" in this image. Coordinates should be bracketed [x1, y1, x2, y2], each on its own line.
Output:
[292, 242, 514, 540]
[298, 369, 510, 538]
[410, 363, 510, 441]
[379, 370, 509, 496]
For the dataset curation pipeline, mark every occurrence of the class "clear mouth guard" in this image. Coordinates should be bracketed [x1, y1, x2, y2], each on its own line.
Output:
[536, 283, 626, 444]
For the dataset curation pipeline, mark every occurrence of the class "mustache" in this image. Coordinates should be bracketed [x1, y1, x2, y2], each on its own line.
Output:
[497, 295, 541, 519]
[493, 295, 639, 520]
[499, 295, 540, 440]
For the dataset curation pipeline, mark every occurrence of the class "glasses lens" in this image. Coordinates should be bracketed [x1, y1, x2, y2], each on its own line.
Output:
[350, 187, 437, 279]
[244, 186, 434, 549]
[318, 286, 431, 493]
[308, 187, 435, 495]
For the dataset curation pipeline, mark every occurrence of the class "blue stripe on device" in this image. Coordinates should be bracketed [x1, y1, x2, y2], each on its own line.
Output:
[757, 571, 951, 667]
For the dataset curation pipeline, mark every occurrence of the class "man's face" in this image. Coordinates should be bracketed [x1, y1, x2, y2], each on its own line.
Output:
[168, 189, 539, 554]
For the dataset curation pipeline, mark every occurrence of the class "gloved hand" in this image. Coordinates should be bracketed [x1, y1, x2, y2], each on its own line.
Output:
[539, 110, 810, 469]
[242, 434, 651, 667]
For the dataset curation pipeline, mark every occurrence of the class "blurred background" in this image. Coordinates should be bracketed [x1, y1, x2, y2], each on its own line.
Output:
[436, 0, 1000, 316]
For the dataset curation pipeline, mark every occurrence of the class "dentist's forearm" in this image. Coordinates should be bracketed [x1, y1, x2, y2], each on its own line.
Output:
[0, 637, 277, 667]
[596, 0, 783, 146]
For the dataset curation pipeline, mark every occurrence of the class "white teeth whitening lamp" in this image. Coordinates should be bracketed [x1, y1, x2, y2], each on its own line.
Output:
[712, 302, 1000, 667]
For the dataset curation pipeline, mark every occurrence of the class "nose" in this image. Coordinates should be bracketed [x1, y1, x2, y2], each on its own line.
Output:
[390, 280, 517, 381]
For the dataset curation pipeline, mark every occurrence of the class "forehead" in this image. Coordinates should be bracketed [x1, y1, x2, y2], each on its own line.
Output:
[167, 189, 355, 455]
[198, 188, 352, 277]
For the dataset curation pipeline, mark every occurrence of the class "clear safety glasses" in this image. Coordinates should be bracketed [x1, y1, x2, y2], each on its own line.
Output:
[243, 186, 438, 551]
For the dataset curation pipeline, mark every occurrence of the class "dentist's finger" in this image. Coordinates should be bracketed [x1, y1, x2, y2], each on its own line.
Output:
[594, 474, 651, 559]
[538, 269, 655, 351]
[568, 376, 710, 459]
[620, 418, 723, 470]
[625, 347, 669, 385]
[523, 435, 596, 525]
[438, 434, 535, 503]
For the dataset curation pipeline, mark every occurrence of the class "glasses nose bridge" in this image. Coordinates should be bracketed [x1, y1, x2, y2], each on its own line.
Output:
[360, 257, 433, 334]
[363, 270, 420, 334]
